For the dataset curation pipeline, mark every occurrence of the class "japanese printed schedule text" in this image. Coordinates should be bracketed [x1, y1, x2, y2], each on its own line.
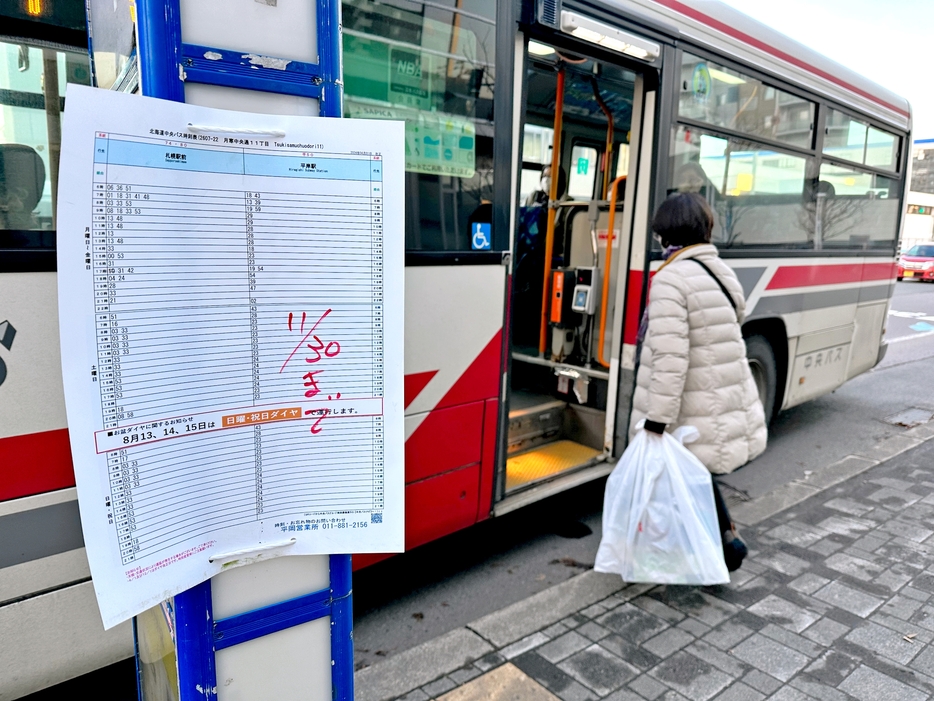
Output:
[58, 87, 404, 628]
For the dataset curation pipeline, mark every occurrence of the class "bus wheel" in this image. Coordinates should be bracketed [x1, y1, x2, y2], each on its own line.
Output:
[746, 334, 777, 423]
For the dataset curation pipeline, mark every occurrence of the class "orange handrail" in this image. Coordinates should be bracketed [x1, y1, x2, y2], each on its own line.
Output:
[538, 66, 565, 356]
[590, 78, 614, 200]
[597, 175, 627, 368]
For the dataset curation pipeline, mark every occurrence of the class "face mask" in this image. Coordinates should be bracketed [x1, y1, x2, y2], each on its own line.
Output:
[541, 176, 551, 192]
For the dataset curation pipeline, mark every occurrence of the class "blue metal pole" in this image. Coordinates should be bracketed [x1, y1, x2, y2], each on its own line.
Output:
[329, 554, 354, 701]
[316, 0, 343, 118]
[134, 0, 185, 101]
[175, 580, 217, 700]
[320, 4, 353, 696]
[132, 618, 144, 701]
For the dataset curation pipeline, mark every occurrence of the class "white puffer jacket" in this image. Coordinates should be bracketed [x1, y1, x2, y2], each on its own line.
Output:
[629, 244, 767, 474]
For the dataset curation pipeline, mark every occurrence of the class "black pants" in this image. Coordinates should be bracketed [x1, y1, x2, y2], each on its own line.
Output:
[711, 479, 732, 535]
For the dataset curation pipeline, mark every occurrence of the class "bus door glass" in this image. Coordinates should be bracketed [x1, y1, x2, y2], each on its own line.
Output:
[1, 41, 91, 236]
[503, 33, 655, 503]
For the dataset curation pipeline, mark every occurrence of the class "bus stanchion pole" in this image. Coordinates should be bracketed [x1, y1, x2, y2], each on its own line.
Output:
[539, 64, 565, 357]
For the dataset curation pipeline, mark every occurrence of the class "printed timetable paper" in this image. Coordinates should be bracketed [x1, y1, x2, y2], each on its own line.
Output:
[57, 86, 404, 629]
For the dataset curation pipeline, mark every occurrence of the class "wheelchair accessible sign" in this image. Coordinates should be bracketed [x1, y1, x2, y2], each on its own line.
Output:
[472, 223, 491, 250]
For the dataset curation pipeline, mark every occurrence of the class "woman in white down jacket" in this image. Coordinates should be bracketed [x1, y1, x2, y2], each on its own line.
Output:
[629, 193, 767, 473]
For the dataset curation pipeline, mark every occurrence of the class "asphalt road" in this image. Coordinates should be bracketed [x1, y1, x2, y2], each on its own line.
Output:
[353, 280, 934, 673]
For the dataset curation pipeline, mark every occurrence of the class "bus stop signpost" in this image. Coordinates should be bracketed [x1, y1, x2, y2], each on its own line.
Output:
[67, 1, 403, 698]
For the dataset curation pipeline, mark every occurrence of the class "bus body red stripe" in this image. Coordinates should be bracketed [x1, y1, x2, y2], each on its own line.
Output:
[652, 0, 909, 119]
[766, 262, 897, 290]
[0, 429, 75, 501]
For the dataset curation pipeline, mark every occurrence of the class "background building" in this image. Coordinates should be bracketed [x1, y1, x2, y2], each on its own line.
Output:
[906, 139, 934, 249]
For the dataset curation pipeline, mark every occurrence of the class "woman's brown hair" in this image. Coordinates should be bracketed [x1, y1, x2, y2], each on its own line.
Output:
[652, 192, 714, 248]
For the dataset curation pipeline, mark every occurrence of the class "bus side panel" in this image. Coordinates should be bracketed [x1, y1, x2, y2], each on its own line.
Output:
[0, 272, 74, 501]
[477, 397, 499, 522]
[0, 430, 74, 501]
[850, 301, 888, 376]
[849, 261, 897, 377]
[739, 258, 896, 409]
[404, 464, 481, 551]
[0, 582, 132, 698]
[353, 264, 505, 568]
[613, 271, 646, 455]
[404, 402, 484, 483]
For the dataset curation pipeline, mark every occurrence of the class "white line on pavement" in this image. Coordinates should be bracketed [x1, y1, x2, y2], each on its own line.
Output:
[887, 329, 934, 344]
[889, 310, 929, 318]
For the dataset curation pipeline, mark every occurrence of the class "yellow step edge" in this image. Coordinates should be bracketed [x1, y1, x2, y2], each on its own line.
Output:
[505, 440, 603, 492]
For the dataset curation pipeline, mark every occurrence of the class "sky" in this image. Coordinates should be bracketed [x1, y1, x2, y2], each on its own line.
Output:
[718, 0, 934, 139]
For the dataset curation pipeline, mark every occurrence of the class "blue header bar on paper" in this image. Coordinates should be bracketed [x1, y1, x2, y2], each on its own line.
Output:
[94, 138, 372, 181]
[245, 153, 370, 181]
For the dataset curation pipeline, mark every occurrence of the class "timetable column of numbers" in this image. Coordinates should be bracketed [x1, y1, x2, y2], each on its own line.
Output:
[373, 416, 384, 510]
[245, 191, 264, 516]
[91, 137, 118, 431]
[92, 137, 135, 563]
[371, 158, 383, 397]
[245, 190, 262, 404]
[109, 450, 138, 563]
[371, 157, 384, 512]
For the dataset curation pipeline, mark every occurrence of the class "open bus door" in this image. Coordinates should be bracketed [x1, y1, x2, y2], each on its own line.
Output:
[495, 9, 672, 514]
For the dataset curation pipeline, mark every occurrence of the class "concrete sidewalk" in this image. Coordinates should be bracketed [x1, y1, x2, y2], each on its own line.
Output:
[356, 424, 934, 701]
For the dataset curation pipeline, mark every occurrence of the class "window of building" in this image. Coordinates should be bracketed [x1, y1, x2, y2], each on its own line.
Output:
[1, 40, 91, 239]
[823, 108, 899, 173]
[668, 125, 813, 249]
[815, 162, 899, 250]
[342, 0, 497, 252]
[912, 146, 934, 194]
[678, 53, 815, 148]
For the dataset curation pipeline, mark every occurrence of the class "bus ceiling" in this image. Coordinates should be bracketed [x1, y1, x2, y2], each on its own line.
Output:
[524, 0, 678, 61]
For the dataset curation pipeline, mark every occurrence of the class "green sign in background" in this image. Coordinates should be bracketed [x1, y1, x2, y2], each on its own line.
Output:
[344, 33, 476, 178]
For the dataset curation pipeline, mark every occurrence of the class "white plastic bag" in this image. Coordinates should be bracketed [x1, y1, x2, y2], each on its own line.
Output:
[594, 422, 729, 585]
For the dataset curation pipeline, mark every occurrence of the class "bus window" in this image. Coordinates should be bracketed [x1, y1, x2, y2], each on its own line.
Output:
[0, 40, 91, 234]
[519, 124, 554, 204]
[824, 108, 900, 173]
[816, 163, 899, 250]
[824, 110, 868, 164]
[669, 125, 813, 249]
[567, 144, 598, 199]
[679, 53, 815, 149]
[866, 127, 899, 171]
[341, 0, 497, 252]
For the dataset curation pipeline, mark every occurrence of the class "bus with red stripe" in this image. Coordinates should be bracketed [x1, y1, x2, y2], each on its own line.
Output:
[0, 0, 909, 694]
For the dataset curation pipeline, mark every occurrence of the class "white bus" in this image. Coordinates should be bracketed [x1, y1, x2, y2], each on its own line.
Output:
[0, 0, 909, 695]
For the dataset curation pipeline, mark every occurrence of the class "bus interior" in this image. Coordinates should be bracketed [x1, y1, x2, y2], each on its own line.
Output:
[506, 39, 642, 495]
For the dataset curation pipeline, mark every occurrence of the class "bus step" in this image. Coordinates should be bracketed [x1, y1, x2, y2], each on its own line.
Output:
[507, 392, 567, 454]
[505, 440, 602, 493]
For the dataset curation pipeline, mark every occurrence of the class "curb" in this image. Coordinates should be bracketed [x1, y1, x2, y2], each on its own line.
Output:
[732, 420, 934, 526]
[354, 627, 493, 701]
[354, 571, 631, 701]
